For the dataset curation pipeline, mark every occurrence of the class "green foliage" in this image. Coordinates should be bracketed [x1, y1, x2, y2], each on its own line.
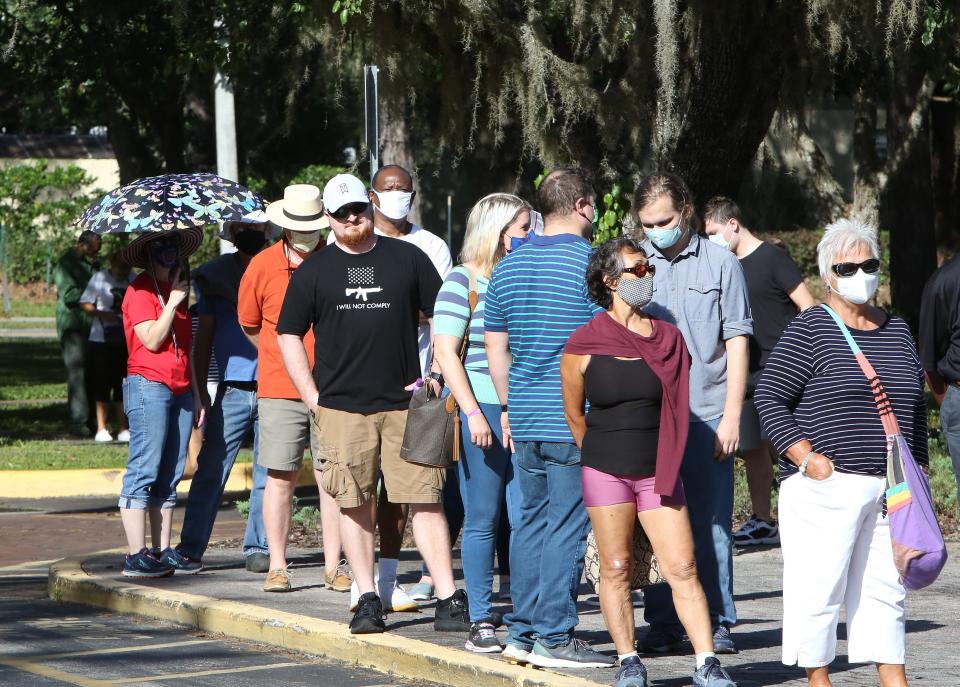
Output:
[235, 499, 251, 520]
[922, 4, 960, 96]
[0, 440, 128, 470]
[331, 0, 364, 26]
[0, 162, 100, 284]
[292, 504, 321, 529]
[289, 164, 351, 188]
[593, 182, 630, 246]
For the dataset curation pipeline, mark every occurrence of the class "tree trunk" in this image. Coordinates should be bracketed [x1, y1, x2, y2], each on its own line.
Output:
[669, 1, 799, 204]
[852, 85, 881, 227]
[881, 60, 937, 330]
[379, 86, 422, 224]
[106, 109, 161, 183]
[930, 92, 957, 253]
[790, 113, 848, 222]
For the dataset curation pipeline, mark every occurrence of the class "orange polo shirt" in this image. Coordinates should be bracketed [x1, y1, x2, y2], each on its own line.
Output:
[237, 241, 316, 399]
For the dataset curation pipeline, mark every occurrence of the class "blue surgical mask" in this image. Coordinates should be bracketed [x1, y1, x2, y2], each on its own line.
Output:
[509, 235, 530, 252]
[646, 223, 683, 250]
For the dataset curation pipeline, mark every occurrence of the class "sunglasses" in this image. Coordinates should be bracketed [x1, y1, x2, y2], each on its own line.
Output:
[622, 262, 656, 278]
[831, 258, 880, 278]
[328, 202, 369, 221]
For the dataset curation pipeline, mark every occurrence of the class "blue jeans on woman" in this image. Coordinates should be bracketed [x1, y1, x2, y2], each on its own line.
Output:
[119, 374, 193, 509]
[178, 384, 267, 560]
[457, 402, 520, 623]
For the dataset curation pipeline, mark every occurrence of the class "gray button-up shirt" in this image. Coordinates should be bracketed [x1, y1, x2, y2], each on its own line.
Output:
[641, 233, 753, 422]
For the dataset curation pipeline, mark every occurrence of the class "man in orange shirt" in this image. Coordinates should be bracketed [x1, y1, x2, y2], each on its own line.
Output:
[238, 184, 348, 593]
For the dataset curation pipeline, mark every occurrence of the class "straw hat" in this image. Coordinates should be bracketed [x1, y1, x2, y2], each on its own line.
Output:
[121, 227, 204, 269]
[265, 184, 330, 232]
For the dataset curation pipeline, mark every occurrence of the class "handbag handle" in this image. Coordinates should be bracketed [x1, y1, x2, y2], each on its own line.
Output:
[821, 304, 901, 437]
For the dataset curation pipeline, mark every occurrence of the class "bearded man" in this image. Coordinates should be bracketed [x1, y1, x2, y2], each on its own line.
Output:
[277, 174, 469, 636]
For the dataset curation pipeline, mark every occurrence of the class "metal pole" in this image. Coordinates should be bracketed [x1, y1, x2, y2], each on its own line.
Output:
[215, 21, 238, 256]
[446, 194, 453, 252]
[0, 224, 10, 315]
[45, 237, 52, 290]
[364, 65, 380, 183]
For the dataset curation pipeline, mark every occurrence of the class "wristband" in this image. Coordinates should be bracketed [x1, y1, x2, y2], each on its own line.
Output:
[799, 451, 815, 475]
[500, 404, 508, 413]
[466, 408, 483, 418]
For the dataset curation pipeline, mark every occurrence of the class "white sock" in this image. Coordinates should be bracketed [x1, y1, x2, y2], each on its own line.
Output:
[695, 651, 716, 669]
[378, 558, 398, 598]
[618, 651, 639, 663]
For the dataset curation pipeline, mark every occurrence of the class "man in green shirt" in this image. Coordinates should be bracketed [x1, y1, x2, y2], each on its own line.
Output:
[54, 230, 102, 435]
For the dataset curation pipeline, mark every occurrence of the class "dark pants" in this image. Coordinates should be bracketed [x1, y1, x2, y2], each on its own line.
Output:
[60, 329, 91, 430]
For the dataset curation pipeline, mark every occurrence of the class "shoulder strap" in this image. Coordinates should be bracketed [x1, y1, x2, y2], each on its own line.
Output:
[821, 304, 900, 436]
[458, 268, 479, 362]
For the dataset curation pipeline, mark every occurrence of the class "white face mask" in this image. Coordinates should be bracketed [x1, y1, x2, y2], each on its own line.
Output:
[287, 230, 321, 253]
[708, 232, 731, 251]
[373, 190, 413, 221]
[834, 269, 879, 305]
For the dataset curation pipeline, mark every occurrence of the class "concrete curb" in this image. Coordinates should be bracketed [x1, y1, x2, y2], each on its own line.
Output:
[0, 459, 316, 499]
[48, 556, 606, 687]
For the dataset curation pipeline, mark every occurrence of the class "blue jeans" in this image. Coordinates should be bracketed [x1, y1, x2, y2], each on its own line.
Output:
[178, 384, 267, 559]
[458, 402, 521, 622]
[643, 418, 737, 629]
[506, 441, 590, 649]
[939, 385, 960, 509]
[119, 374, 193, 509]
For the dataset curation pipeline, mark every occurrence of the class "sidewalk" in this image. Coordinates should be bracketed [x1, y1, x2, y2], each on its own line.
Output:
[49, 543, 960, 687]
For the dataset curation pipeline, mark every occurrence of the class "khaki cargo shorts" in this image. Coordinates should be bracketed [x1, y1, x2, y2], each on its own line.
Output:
[257, 397, 320, 471]
[314, 406, 445, 508]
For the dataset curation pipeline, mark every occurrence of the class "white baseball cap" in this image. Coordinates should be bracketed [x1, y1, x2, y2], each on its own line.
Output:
[322, 173, 369, 214]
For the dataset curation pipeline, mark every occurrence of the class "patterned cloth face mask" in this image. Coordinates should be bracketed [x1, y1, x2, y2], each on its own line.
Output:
[616, 274, 654, 309]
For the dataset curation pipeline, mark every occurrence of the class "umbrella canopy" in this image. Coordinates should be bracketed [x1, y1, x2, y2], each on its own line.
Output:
[77, 172, 264, 235]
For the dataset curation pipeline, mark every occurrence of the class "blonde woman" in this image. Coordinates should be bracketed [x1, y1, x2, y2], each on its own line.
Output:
[433, 193, 531, 653]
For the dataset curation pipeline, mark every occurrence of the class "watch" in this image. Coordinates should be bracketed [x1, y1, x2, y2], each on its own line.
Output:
[799, 451, 815, 475]
[500, 404, 509, 413]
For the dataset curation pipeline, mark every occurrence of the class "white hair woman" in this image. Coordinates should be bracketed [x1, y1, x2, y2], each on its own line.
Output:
[755, 219, 927, 687]
[432, 192, 531, 653]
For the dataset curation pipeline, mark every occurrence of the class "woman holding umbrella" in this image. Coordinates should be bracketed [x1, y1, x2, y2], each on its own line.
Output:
[117, 228, 205, 577]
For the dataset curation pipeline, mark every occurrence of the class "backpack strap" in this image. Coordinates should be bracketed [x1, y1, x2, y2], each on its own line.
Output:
[821, 304, 900, 437]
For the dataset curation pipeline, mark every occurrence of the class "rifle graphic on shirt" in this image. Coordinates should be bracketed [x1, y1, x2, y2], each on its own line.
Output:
[345, 286, 383, 302]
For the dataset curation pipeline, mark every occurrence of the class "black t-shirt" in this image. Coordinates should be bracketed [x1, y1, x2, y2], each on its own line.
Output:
[581, 356, 662, 477]
[739, 242, 804, 373]
[276, 236, 443, 413]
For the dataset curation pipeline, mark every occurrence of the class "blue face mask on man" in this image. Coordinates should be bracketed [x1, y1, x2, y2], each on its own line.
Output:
[645, 222, 684, 250]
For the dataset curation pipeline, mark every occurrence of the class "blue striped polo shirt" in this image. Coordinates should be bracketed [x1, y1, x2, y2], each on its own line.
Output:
[433, 266, 498, 404]
[485, 232, 601, 443]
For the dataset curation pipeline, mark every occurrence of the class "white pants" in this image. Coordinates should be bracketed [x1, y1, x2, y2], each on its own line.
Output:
[779, 470, 906, 668]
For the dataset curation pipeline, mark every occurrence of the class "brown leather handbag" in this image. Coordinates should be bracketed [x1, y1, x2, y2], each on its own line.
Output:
[399, 269, 478, 468]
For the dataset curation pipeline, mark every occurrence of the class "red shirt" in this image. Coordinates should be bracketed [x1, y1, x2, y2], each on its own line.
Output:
[122, 272, 192, 395]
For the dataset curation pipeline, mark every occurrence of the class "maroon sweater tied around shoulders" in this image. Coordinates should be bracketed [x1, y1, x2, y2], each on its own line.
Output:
[564, 312, 691, 496]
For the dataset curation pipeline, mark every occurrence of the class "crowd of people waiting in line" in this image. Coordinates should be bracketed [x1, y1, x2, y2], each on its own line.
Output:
[50, 161, 952, 687]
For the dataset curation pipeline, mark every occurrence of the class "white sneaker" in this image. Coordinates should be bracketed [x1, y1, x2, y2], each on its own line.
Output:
[116, 429, 131, 443]
[502, 643, 531, 663]
[94, 429, 114, 443]
[350, 574, 420, 613]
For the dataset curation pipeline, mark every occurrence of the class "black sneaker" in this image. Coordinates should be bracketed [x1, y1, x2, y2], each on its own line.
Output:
[528, 638, 616, 668]
[465, 620, 502, 653]
[245, 552, 270, 573]
[350, 592, 386, 634]
[615, 655, 648, 687]
[122, 548, 174, 578]
[637, 625, 684, 653]
[161, 547, 203, 574]
[693, 656, 736, 686]
[434, 589, 471, 632]
[713, 625, 737, 654]
[733, 516, 780, 547]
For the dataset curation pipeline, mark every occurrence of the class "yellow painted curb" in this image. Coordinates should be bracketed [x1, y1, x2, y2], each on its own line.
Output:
[49, 557, 606, 687]
[0, 459, 316, 499]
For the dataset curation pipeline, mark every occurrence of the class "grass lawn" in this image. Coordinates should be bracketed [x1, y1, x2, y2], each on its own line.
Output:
[0, 295, 56, 319]
[0, 339, 66, 401]
[0, 320, 55, 329]
[0, 441, 253, 470]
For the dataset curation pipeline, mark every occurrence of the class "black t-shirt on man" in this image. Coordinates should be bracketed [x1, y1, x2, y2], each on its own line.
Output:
[739, 241, 804, 372]
[277, 236, 442, 414]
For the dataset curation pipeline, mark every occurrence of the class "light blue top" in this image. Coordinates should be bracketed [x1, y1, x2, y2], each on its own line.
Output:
[485, 233, 602, 443]
[433, 266, 499, 404]
[640, 232, 753, 421]
[196, 292, 258, 383]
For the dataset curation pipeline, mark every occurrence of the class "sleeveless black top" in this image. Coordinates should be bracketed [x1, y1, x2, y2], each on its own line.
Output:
[581, 355, 662, 477]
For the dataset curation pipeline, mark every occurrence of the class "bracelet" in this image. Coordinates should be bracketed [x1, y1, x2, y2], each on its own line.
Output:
[466, 408, 483, 418]
[500, 404, 508, 413]
[799, 451, 815, 475]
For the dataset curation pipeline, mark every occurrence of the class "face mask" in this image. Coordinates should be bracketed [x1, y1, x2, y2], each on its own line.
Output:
[373, 190, 414, 221]
[233, 229, 267, 256]
[708, 232, 731, 251]
[150, 242, 179, 269]
[646, 222, 683, 250]
[834, 269, 879, 305]
[616, 274, 654, 309]
[509, 235, 530, 252]
[287, 230, 321, 253]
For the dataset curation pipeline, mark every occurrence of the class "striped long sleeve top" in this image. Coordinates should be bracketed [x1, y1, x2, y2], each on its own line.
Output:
[754, 306, 928, 481]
